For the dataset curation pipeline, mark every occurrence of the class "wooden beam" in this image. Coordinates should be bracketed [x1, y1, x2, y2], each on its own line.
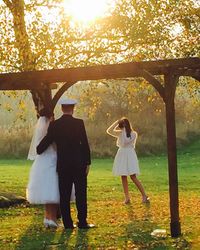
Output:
[0, 83, 57, 90]
[52, 82, 76, 109]
[0, 63, 155, 86]
[192, 76, 200, 82]
[0, 57, 199, 89]
[137, 68, 165, 100]
[164, 73, 181, 237]
[173, 68, 200, 78]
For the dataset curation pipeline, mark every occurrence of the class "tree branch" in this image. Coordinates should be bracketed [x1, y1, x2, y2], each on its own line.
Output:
[2, 0, 13, 9]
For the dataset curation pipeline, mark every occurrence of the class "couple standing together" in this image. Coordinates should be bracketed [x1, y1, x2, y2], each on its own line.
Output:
[27, 98, 149, 230]
[27, 98, 93, 229]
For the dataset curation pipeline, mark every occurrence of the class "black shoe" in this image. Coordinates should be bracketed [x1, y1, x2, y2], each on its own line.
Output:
[65, 224, 77, 229]
[78, 223, 95, 229]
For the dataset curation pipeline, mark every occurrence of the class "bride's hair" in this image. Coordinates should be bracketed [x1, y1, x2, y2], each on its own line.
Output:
[39, 108, 53, 119]
[118, 117, 132, 138]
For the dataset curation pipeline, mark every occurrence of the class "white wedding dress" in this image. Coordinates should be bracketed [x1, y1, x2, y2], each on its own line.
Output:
[26, 117, 75, 204]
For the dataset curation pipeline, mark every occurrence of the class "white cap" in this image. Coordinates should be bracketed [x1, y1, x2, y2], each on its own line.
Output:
[58, 98, 78, 105]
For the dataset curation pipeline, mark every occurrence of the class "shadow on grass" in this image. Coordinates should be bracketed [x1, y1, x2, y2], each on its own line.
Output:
[13, 206, 91, 250]
[43, 229, 73, 249]
[119, 203, 191, 250]
[14, 205, 58, 250]
[44, 229, 89, 249]
[74, 229, 89, 249]
[2, 202, 192, 249]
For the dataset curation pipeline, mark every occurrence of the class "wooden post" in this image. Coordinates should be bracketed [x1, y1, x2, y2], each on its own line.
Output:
[52, 81, 76, 110]
[164, 73, 181, 237]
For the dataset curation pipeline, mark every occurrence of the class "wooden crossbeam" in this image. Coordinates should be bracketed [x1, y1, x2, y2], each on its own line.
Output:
[192, 75, 200, 82]
[0, 83, 58, 90]
[0, 57, 199, 90]
[174, 68, 200, 77]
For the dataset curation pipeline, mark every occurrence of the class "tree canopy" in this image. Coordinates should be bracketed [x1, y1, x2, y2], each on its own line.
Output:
[1, 0, 199, 73]
[0, 0, 199, 113]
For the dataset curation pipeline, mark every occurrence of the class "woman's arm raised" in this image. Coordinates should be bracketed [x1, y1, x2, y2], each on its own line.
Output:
[106, 120, 121, 138]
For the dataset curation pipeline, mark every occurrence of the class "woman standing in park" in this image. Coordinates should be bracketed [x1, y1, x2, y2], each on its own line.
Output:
[106, 117, 149, 204]
[26, 108, 60, 228]
[27, 108, 75, 228]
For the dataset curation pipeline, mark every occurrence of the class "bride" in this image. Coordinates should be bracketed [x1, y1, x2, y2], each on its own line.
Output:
[26, 108, 75, 228]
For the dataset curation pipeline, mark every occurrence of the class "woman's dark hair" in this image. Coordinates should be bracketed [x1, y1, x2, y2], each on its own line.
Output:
[39, 108, 53, 119]
[118, 117, 132, 138]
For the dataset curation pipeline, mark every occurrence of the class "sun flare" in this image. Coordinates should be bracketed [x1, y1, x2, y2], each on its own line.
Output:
[63, 0, 114, 23]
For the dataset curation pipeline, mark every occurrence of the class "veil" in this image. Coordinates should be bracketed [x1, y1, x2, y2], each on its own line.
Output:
[27, 116, 50, 160]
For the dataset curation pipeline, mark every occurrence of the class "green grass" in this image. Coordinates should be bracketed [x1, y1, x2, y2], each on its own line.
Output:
[0, 141, 200, 249]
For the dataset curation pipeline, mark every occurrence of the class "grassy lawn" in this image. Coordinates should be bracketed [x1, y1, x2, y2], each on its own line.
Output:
[0, 141, 199, 249]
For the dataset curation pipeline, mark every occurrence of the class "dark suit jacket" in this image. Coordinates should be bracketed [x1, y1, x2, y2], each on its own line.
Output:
[36, 115, 91, 173]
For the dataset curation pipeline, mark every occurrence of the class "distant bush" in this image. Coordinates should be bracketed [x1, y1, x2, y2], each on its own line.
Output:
[0, 82, 199, 158]
[0, 124, 33, 158]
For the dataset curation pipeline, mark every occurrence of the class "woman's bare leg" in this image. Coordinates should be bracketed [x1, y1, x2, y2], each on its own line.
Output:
[44, 204, 50, 219]
[130, 174, 149, 202]
[121, 176, 130, 203]
[45, 204, 59, 221]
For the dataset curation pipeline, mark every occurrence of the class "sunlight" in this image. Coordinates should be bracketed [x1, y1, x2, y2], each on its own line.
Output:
[170, 23, 184, 37]
[63, 0, 115, 23]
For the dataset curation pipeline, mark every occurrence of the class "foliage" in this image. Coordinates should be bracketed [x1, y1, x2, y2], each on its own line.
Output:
[0, 79, 199, 158]
[0, 142, 200, 249]
[0, 1, 199, 157]
[73, 79, 200, 157]
[0, 0, 199, 116]
[1, 0, 200, 73]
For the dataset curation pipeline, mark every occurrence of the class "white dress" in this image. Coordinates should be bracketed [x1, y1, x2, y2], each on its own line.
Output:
[113, 129, 140, 176]
[26, 117, 75, 204]
[107, 121, 140, 176]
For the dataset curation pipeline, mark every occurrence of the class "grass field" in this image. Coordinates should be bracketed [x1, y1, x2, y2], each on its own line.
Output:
[0, 141, 200, 249]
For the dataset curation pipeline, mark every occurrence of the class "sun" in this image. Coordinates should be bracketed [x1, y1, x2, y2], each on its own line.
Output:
[63, 0, 114, 23]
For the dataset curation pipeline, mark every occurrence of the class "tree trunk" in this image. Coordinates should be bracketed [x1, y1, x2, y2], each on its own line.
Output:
[5, 0, 52, 115]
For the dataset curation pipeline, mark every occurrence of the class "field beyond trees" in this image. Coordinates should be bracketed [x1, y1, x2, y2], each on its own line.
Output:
[0, 140, 199, 249]
[0, 80, 199, 159]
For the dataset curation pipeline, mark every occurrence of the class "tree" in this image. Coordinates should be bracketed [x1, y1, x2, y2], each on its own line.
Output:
[0, 0, 199, 113]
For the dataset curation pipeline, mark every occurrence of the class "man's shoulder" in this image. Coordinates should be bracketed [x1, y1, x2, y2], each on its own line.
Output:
[73, 117, 83, 123]
[72, 118, 84, 127]
[50, 117, 62, 127]
[54, 116, 83, 124]
[54, 117, 62, 123]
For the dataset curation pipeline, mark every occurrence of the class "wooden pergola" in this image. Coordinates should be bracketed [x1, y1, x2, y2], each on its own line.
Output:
[1, 57, 200, 237]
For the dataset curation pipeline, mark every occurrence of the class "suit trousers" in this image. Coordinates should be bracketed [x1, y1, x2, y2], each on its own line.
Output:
[58, 166, 87, 228]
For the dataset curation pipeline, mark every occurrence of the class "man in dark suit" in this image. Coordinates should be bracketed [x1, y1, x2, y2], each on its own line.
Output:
[37, 99, 94, 229]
